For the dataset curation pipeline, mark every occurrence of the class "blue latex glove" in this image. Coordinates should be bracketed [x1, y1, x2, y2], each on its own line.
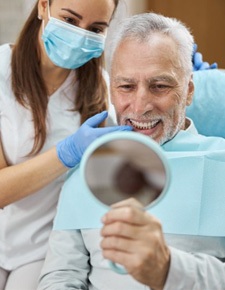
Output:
[56, 111, 132, 168]
[192, 43, 218, 71]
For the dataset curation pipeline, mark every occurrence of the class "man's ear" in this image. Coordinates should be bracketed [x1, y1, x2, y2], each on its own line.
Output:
[38, 0, 48, 20]
[186, 76, 194, 107]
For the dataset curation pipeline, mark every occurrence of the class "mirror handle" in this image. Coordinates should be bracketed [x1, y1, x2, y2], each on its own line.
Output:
[108, 261, 127, 275]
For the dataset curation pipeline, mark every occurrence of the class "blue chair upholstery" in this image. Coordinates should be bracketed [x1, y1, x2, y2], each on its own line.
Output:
[186, 69, 225, 138]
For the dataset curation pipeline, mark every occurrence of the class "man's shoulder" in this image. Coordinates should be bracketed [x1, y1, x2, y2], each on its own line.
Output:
[163, 130, 225, 152]
[196, 132, 225, 150]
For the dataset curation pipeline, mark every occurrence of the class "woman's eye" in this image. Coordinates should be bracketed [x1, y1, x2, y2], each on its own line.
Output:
[64, 17, 77, 25]
[90, 27, 104, 34]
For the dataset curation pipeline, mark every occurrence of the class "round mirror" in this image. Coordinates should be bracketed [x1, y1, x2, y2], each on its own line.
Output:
[82, 132, 170, 209]
[80, 131, 170, 274]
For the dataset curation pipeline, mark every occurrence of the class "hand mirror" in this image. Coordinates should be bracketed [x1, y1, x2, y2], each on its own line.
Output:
[80, 131, 170, 274]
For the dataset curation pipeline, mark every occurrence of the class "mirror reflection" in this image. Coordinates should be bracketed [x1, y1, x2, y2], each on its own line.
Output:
[85, 139, 167, 208]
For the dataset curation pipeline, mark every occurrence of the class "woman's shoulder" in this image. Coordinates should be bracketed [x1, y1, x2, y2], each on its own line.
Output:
[0, 43, 12, 74]
[0, 44, 13, 106]
[0, 43, 12, 58]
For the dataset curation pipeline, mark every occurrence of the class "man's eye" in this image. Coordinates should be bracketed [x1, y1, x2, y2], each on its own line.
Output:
[150, 84, 170, 91]
[154, 84, 168, 89]
[119, 85, 133, 90]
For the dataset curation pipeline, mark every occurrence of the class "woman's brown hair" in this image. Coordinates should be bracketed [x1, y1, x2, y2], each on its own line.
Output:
[11, 0, 119, 155]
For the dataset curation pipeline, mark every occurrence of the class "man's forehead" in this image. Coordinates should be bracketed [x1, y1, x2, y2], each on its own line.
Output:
[111, 38, 180, 72]
[111, 41, 182, 83]
[114, 34, 177, 55]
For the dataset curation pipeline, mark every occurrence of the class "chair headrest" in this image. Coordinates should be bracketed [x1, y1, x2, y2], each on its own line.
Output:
[186, 69, 225, 138]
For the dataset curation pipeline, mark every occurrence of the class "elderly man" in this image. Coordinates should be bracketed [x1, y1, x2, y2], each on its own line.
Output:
[38, 13, 225, 290]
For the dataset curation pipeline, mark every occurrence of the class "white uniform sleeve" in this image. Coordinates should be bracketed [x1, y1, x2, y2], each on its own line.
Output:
[102, 69, 117, 126]
[164, 247, 225, 290]
[38, 230, 90, 290]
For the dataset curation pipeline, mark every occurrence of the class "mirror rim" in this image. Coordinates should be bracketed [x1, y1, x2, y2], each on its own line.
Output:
[80, 131, 171, 209]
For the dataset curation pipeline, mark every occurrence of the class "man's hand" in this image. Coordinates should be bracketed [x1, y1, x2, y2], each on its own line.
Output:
[100, 198, 171, 290]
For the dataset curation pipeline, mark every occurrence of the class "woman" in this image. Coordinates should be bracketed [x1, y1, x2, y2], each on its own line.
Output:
[0, 0, 131, 289]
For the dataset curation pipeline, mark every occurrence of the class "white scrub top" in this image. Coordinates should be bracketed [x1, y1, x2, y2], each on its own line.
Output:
[0, 44, 81, 270]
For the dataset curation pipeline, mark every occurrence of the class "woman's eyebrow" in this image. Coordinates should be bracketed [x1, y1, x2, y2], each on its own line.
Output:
[92, 22, 109, 27]
[61, 8, 83, 19]
[61, 8, 109, 26]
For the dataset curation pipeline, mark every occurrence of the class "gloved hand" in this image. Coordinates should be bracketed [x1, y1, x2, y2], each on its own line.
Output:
[56, 111, 132, 168]
[192, 43, 218, 71]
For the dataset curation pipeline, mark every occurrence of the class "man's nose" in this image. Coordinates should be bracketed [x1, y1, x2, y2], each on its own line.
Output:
[132, 88, 154, 114]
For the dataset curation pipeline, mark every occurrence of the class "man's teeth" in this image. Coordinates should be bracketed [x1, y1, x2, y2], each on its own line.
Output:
[130, 119, 159, 129]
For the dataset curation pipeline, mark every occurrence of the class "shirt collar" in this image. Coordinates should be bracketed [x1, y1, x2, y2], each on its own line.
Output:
[185, 117, 198, 135]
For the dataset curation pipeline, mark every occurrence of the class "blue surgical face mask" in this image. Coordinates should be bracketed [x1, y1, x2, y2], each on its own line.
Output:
[41, 3, 106, 69]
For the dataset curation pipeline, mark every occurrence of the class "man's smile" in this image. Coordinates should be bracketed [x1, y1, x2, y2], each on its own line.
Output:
[128, 118, 161, 130]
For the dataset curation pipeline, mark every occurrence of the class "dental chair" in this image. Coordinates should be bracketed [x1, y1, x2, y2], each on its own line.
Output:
[187, 69, 225, 138]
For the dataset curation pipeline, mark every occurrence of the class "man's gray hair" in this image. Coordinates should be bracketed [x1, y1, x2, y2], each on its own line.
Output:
[110, 12, 194, 75]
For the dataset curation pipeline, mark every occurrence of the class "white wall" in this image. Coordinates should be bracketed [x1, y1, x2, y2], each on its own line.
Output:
[23, 0, 37, 18]
[124, 0, 147, 15]
[105, 0, 147, 70]
[0, 0, 147, 44]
